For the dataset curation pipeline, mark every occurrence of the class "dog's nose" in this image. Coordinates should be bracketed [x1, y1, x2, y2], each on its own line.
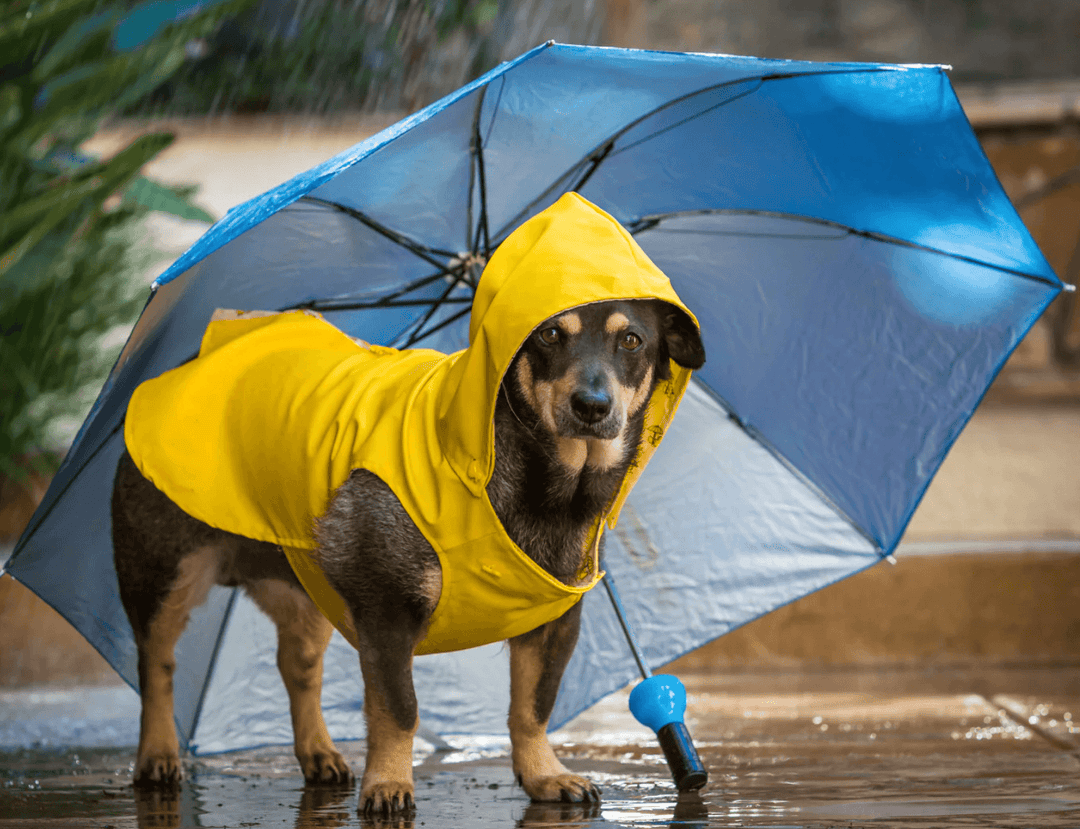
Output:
[570, 388, 612, 424]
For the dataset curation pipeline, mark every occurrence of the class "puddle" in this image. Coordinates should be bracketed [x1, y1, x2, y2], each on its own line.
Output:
[800, 796, 1078, 820]
[4, 668, 1080, 826]
[3, 742, 1080, 828]
[0, 686, 140, 749]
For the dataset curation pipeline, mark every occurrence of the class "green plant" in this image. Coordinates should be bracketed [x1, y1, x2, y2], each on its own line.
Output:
[0, 0, 246, 479]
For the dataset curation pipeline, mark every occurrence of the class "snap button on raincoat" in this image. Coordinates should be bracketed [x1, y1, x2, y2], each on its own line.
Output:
[125, 193, 700, 655]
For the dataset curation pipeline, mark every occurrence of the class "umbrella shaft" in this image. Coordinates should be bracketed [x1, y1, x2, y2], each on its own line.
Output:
[601, 573, 652, 680]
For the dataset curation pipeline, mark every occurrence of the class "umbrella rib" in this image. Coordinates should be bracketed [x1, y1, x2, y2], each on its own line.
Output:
[631, 208, 1063, 288]
[568, 141, 614, 194]
[284, 262, 468, 314]
[402, 303, 472, 349]
[186, 586, 240, 752]
[299, 197, 458, 267]
[691, 379, 884, 555]
[294, 297, 473, 312]
[605, 84, 760, 160]
[490, 67, 898, 243]
[400, 274, 468, 348]
[470, 87, 492, 255]
[467, 110, 476, 252]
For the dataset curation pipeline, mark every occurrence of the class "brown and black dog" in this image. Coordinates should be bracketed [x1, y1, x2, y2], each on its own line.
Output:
[111, 298, 704, 814]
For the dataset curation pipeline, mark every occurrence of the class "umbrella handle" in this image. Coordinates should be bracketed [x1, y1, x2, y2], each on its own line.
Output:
[602, 573, 708, 791]
[628, 674, 708, 792]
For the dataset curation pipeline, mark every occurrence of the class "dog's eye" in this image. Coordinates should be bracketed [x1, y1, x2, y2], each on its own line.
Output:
[538, 327, 560, 345]
[620, 332, 643, 351]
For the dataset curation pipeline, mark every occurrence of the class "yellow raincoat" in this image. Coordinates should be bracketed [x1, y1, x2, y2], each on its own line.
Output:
[125, 193, 699, 655]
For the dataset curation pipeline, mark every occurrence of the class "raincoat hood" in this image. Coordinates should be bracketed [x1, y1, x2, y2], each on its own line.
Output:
[125, 193, 700, 655]
[440, 192, 694, 499]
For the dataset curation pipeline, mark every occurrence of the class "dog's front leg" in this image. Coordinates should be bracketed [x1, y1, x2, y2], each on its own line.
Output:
[509, 602, 600, 803]
[316, 470, 439, 814]
[354, 620, 421, 816]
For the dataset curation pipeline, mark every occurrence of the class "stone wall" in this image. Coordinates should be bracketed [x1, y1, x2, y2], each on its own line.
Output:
[603, 0, 1080, 84]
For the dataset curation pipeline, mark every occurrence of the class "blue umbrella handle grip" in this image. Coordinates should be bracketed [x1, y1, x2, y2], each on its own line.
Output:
[628, 674, 708, 791]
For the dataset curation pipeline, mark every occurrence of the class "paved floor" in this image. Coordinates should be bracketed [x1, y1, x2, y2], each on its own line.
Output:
[2, 664, 1078, 827]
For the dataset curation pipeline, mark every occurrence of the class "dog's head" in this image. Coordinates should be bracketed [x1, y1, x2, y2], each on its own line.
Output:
[504, 299, 705, 465]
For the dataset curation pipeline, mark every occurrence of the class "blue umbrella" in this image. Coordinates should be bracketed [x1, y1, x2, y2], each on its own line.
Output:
[5, 42, 1062, 769]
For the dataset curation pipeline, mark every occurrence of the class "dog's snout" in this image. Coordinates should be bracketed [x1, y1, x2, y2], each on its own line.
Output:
[570, 388, 612, 424]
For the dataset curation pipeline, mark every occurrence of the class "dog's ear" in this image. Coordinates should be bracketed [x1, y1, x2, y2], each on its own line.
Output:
[662, 306, 706, 370]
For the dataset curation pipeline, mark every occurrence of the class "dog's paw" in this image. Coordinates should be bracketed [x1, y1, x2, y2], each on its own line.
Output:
[133, 752, 183, 789]
[299, 747, 354, 785]
[518, 772, 601, 803]
[360, 782, 416, 817]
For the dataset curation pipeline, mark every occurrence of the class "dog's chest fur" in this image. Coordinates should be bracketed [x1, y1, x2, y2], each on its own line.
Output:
[486, 393, 638, 584]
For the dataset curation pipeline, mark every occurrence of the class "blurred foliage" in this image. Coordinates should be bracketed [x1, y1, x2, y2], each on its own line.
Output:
[0, 0, 246, 479]
[133, 0, 500, 114]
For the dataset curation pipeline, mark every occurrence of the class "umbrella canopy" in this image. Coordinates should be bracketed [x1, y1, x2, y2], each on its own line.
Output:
[5, 42, 1062, 754]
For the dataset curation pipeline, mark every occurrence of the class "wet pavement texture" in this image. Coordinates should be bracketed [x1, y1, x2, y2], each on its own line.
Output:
[2, 665, 1079, 828]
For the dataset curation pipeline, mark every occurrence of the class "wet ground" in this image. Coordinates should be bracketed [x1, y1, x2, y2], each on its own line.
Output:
[2, 665, 1079, 828]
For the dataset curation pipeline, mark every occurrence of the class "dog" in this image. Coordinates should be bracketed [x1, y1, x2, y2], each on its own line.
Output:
[111, 195, 705, 816]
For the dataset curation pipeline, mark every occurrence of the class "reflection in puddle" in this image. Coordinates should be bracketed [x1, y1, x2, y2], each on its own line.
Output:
[297, 784, 356, 827]
[3, 746, 1080, 828]
[516, 800, 602, 827]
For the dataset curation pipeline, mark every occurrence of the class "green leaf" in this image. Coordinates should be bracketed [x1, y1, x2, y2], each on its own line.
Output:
[2, 0, 258, 466]
[0, 0, 103, 64]
[94, 132, 175, 185]
[0, 197, 84, 275]
[34, 52, 149, 117]
[2, 132, 174, 235]
[0, 84, 20, 132]
[123, 177, 215, 223]
[0, 132, 173, 275]
[111, 47, 186, 110]
[0, 174, 101, 239]
[0, 223, 72, 298]
[30, 8, 119, 83]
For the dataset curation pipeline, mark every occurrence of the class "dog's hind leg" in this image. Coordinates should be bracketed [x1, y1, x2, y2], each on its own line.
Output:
[509, 602, 601, 803]
[246, 578, 352, 784]
[130, 547, 220, 787]
[113, 452, 224, 787]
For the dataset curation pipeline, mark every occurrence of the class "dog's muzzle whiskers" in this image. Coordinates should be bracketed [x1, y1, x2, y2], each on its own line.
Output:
[502, 383, 537, 434]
